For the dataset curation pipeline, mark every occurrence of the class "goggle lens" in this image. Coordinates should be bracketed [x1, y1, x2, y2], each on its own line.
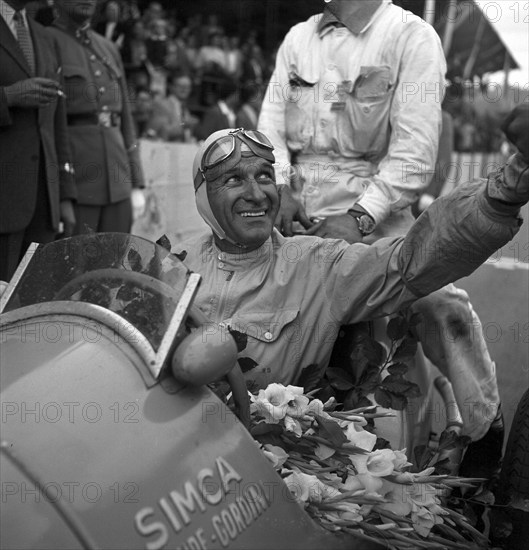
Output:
[201, 129, 274, 173]
[203, 136, 236, 169]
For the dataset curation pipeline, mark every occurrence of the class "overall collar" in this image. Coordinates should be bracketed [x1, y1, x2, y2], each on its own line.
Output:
[317, 0, 390, 37]
[211, 234, 277, 271]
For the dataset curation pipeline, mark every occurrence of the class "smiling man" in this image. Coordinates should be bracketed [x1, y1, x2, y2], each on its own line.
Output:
[177, 123, 528, 449]
[193, 129, 279, 253]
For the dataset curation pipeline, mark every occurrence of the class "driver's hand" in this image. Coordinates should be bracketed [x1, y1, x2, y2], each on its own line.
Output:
[275, 185, 311, 236]
[501, 104, 529, 162]
[305, 214, 364, 243]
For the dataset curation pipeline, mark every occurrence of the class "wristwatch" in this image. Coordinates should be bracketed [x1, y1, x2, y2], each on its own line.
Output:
[347, 209, 376, 236]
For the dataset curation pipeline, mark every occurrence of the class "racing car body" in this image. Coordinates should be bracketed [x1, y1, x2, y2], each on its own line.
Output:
[0, 234, 379, 550]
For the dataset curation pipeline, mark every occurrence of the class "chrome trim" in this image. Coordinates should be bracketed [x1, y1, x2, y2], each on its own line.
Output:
[0, 242, 40, 314]
[0, 301, 157, 386]
[151, 272, 202, 378]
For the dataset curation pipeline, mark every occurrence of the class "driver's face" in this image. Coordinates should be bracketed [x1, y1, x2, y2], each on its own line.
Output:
[207, 156, 279, 252]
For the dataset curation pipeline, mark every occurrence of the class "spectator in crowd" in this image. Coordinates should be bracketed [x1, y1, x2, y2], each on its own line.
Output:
[94, 0, 125, 48]
[236, 83, 262, 131]
[196, 30, 228, 77]
[225, 35, 242, 80]
[165, 28, 193, 74]
[131, 87, 157, 140]
[145, 17, 170, 70]
[48, 0, 145, 234]
[0, 0, 76, 281]
[142, 1, 164, 28]
[240, 42, 265, 87]
[258, 0, 505, 469]
[201, 13, 223, 43]
[121, 19, 148, 80]
[120, 0, 141, 23]
[148, 71, 198, 142]
[195, 77, 240, 141]
[183, 31, 201, 76]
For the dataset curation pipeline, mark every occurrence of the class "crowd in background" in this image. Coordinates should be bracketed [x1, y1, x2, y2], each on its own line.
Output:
[27, 0, 272, 143]
[26, 0, 522, 152]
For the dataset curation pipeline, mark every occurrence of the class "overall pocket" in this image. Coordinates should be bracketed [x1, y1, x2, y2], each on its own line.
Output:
[340, 66, 393, 155]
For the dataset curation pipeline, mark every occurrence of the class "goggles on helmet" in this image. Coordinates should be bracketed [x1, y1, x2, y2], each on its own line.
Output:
[194, 128, 275, 189]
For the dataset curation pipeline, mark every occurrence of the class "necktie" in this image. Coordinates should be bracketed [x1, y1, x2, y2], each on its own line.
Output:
[13, 11, 35, 75]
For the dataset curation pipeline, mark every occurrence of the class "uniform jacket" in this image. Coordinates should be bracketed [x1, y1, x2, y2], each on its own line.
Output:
[0, 16, 76, 233]
[47, 23, 144, 205]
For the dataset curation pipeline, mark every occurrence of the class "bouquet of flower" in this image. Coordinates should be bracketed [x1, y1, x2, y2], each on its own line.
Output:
[249, 383, 491, 550]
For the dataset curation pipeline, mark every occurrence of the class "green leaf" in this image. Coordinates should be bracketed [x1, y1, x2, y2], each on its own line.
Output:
[387, 362, 408, 376]
[351, 333, 386, 368]
[413, 444, 436, 470]
[380, 374, 421, 399]
[358, 364, 381, 393]
[432, 457, 452, 475]
[237, 357, 258, 373]
[297, 363, 323, 393]
[316, 384, 336, 403]
[386, 316, 408, 340]
[438, 429, 459, 450]
[250, 422, 284, 436]
[326, 368, 354, 391]
[156, 234, 172, 251]
[374, 387, 408, 410]
[343, 390, 373, 411]
[314, 414, 348, 447]
[374, 387, 393, 409]
[392, 336, 418, 361]
[229, 329, 248, 352]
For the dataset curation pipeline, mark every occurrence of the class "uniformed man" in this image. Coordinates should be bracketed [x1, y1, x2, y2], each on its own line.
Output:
[47, 0, 145, 234]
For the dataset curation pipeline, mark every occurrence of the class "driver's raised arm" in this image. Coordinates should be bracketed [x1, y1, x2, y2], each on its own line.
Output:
[324, 153, 528, 323]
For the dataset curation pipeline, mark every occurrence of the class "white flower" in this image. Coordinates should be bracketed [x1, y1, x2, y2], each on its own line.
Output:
[366, 449, 397, 477]
[306, 399, 332, 419]
[355, 473, 384, 495]
[284, 415, 303, 436]
[251, 383, 295, 423]
[411, 505, 443, 537]
[262, 444, 289, 469]
[343, 422, 376, 452]
[378, 478, 446, 536]
[392, 449, 412, 471]
[331, 502, 363, 523]
[284, 470, 340, 504]
[285, 386, 310, 418]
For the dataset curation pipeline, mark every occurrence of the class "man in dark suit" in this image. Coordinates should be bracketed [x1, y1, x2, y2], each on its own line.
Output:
[0, 0, 76, 281]
[195, 77, 240, 142]
[47, 0, 145, 235]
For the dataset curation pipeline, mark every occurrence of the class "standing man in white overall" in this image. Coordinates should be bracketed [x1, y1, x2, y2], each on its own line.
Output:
[259, 0, 502, 467]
